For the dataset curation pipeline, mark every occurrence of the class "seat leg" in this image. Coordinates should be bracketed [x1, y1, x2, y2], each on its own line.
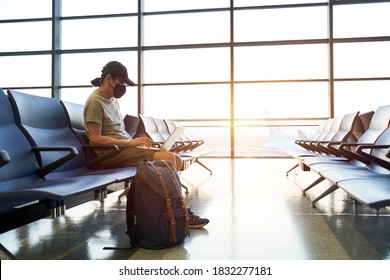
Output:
[181, 183, 189, 194]
[311, 184, 339, 208]
[117, 180, 131, 204]
[286, 163, 299, 176]
[302, 177, 325, 195]
[194, 159, 212, 175]
[60, 204, 66, 215]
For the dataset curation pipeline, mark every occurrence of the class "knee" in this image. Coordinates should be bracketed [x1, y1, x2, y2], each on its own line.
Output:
[174, 154, 183, 170]
[153, 151, 182, 170]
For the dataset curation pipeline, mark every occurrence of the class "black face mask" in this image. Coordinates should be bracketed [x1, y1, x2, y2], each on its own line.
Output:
[113, 84, 126, 99]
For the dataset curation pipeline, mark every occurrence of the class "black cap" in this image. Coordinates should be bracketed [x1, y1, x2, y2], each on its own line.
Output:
[98, 61, 136, 86]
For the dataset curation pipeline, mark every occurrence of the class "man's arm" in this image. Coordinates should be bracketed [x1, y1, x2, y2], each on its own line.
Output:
[87, 122, 152, 148]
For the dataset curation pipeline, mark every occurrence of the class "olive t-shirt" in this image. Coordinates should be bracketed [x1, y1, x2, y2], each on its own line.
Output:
[84, 89, 130, 141]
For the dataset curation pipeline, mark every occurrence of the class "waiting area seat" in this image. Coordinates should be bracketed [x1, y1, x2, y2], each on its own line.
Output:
[285, 111, 364, 175]
[285, 104, 390, 212]
[0, 88, 143, 259]
[0, 89, 121, 227]
[62, 100, 195, 196]
[8, 90, 136, 188]
[135, 114, 215, 175]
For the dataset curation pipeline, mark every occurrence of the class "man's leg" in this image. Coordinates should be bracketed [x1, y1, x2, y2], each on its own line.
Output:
[153, 151, 183, 171]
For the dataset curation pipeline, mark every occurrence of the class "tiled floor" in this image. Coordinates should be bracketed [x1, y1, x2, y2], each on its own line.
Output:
[1, 158, 390, 260]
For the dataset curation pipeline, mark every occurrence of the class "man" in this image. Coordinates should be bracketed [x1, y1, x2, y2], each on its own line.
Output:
[84, 61, 209, 229]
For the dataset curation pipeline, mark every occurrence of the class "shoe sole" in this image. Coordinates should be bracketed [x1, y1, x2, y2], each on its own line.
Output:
[189, 221, 209, 229]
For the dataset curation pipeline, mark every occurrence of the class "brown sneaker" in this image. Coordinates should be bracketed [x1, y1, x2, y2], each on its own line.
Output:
[188, 208, 209, 229]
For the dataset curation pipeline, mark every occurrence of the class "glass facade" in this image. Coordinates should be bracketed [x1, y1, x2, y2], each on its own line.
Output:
[1, 0, 390, 157]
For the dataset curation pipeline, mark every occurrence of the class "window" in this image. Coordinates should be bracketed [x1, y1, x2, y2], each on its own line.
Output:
[235, 44, 328, 81]
[334, 81, 390, 115]
[61, 0, 137, 16]
[0, 22, 51, 52]
[0, 55, 52, 88]
[144, 12, 230, 45]
[144, 0, 229, 12]
[234, 83, 328, 119]
[62, 17, 138, 50]
[235, 7, 327, 42]
[143, 84, 230, 119]
[2, 0, 390, 158]
[334, 3, 390, 38]
[234, 0, 326, 6]
[61, 52, 138, 86]
[0, 0, 51, 19]
[144, 48, 230, 83]
[334, 42, 390, 79]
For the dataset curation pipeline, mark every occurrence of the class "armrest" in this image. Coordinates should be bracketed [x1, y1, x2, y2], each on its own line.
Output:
[356, 144, 390, 171]
[186, 139, 204, 150]
[302, 140, 325, 154]
[320, 141, 346, 157]
[0, 150, 11, 168]
[82, 144, 119, 168]
[295, 139, 315, 151]
[336, 142, 374, 164]
[33, 146, 78, 178]
[314, 140, 336, 155]
[171, 141, 197, 152]
[82, 144, 119, 151]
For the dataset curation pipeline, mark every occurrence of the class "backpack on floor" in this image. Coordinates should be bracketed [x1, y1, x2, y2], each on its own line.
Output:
[126, 160, 190, 249]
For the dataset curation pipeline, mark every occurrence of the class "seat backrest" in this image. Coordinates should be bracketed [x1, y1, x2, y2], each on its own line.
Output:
[61, 101, 85, 131]
[366, 126, 390, 174]
[357, 104, 390, 144]
[123, 114, 139, 138]
[165, 119, 194, 143]
[0, 89, 42, 192]
[7, 90, 88, 175]
[138, 114, 165, 142]
[351, 111, 374, 141]
[164, 119, 187, 141]
[310, 120, 327, 141]
[321, 116, 343, 141]
[61, 100, 89, 145]
[314, 118, 334, 141]
[154, 118, 171, 141]
[164, 119, 177, 135]
[330, 111, 360, 142]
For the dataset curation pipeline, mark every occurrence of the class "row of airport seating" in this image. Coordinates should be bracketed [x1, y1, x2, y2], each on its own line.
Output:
[0, 89, 213, 236]
[63, 101, 215, 194]
[285, 105, 390, 212]
[63, 101, 215, 174]
[134, 114, 215, 174]
[0, 88, 137, 235]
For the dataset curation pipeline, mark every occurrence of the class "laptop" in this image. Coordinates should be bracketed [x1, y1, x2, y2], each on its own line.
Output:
[142, 126, 185, 151]
[160, 126, 185, 151]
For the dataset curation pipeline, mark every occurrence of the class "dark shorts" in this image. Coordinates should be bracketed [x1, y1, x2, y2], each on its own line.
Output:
[99, 146, 157, 169]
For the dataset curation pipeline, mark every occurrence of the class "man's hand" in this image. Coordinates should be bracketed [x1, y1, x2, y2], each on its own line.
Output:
[131, 137, 153, 148]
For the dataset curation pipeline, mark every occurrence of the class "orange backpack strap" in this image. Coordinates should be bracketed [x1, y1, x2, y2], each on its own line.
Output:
[161, 161, 190, 236]
[147, 161, 177, 243]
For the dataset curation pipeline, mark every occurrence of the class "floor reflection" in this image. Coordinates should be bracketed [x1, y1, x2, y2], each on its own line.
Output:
[1, 158, 390, 260]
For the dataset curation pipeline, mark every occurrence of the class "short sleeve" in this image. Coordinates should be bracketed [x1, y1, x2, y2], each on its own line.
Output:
[84, 98, 104, 126]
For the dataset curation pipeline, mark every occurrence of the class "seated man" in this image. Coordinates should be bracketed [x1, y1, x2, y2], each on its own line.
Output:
[84, 61, 208, 229]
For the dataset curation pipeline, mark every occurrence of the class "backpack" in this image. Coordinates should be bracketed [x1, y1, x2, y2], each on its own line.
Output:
[126, 160, 190, 249]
